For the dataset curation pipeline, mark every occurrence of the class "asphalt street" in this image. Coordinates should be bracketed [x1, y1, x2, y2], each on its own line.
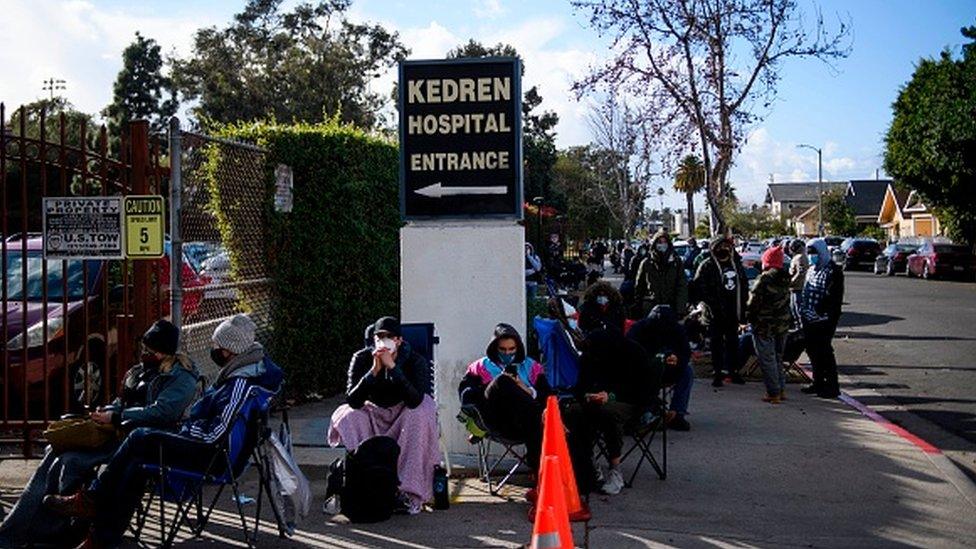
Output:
[834, 269, 976, 479]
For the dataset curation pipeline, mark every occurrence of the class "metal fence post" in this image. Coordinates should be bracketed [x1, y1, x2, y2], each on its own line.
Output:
[169, 117, 183, 330]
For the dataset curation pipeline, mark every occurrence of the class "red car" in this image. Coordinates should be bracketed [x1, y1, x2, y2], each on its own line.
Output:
[1, 237, 208, 415]
[906, 241, 976, 280]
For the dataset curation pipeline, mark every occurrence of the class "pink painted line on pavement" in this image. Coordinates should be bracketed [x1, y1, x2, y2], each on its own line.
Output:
[797, 363, 942, 455]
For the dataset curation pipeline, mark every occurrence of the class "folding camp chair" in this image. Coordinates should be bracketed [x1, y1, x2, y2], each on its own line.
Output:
[132, 385, 287, 548]
[458, 404, 528, 497]
[593, 383, 669, 487]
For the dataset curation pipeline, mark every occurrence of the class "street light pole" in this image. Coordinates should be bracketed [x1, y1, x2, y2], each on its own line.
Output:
[797, 144, 824, 236]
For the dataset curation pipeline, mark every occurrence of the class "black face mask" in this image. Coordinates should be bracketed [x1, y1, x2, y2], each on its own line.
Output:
[714, 249, 731, 262]
[210, 348, 230, 367]
[141, 352, 162, 371]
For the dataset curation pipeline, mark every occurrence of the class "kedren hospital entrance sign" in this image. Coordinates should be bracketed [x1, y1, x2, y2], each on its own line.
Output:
[399, 57, 522, 219]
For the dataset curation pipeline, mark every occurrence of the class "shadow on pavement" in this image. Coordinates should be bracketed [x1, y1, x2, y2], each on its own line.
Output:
[835, 331, 976, 342]
[836, 311, 903, 328]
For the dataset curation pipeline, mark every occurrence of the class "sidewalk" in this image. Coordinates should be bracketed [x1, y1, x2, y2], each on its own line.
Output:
[5, 374, 973, 548]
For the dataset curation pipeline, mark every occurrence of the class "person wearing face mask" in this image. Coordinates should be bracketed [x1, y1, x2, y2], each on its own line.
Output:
[329, 316, 438, 515]
[693, 236, 749, 387]
[458, 324, 551, 471]
[633, 229, 689, 318]
[788, 239, 809, 321]
[43, 314, 282, 549]
[9, 320, 196, 548]
[799, 238, 845, 398]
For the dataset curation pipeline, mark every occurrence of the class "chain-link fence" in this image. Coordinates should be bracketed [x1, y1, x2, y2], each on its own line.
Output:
[175, 128, 273, 382]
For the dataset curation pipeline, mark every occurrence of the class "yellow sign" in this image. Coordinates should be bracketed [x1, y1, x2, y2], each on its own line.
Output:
[124, 195, 165, 259]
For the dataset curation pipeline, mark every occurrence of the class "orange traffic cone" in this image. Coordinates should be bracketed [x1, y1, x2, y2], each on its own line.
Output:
[541, 396, 591, 522]
[530, 455, 573, 549]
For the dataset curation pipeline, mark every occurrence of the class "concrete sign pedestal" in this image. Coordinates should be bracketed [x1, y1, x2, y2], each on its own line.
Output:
[400, 221, 525, 457]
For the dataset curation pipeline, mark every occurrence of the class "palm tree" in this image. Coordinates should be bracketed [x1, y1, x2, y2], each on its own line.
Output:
[673, 155, 706, 236]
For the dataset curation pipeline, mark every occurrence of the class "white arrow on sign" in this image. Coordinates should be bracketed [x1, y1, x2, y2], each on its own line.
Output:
[414, 183, 507, 198]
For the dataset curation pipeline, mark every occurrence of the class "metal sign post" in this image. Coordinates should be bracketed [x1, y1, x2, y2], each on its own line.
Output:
[399, 57, 523, 220]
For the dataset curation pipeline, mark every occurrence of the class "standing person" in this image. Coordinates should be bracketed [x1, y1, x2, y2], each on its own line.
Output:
[525, 243, 543, 282]
[329, 317, 439, 515]
[694, 236, 748, 387]
[799, 239, 845, 398]
[788, 239, 809, 321]
[684, 237, 701, 270]
[633, 229, 689, 318]
[43, 314, 283, 549]
[0, 320, 198, 548]
[747, 247, 793, 403]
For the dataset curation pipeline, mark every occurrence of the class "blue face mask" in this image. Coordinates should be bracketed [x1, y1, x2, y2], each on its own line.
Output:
[807, 253, 819, 266]
[498, 352, 516, 365]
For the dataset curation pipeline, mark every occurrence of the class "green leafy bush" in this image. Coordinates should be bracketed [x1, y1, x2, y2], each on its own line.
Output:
[210, 120, 401, 397]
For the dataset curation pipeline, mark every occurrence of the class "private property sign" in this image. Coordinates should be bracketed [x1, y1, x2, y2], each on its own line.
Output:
[399, 57, 523, 220]
[42, 197, 124, 260]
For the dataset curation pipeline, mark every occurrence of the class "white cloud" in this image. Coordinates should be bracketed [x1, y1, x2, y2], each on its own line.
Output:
[473, 0, 506, 19]
[0, 0, 212, 119]
[729, 127, 881, 206]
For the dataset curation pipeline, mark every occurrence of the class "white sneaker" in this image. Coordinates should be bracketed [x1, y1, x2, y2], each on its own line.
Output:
[601, 468, 624, 495]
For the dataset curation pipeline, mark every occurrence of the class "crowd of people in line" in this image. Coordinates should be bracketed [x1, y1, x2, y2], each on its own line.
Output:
[0, 229, 846, 547]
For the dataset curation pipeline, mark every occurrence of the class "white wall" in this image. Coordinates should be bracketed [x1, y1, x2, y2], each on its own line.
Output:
[400, 221, 526, 456]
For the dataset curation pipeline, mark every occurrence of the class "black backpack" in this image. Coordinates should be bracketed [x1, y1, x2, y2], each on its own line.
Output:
[333, 435, 401, 523]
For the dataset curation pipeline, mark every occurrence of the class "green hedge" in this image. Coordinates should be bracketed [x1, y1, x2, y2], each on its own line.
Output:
[211, 120, 401, 397]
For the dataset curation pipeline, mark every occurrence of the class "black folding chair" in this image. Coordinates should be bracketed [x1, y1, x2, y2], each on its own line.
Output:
[457, 404, 528, 497]
[593, 384, 669, 487]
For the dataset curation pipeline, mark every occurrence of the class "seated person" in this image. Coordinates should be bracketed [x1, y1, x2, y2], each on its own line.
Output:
[458, 324, 550, 470]
[328, 316, 438, 515]
[626, 305, 694, 431]
[577, 281, 627, 335]
[573, 327, 654, 495]
[43, 314, 282, 549]
[0, 319, 198, 548]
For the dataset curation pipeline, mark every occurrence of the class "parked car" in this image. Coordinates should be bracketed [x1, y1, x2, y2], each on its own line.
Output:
[873, 243, 920, 276]
[906, 241, 976, 280]
[840, 238, 881, 271]
[740, 252, 761, 288]
[823, 236, 844, 253]
[1, 237, 207, 414]
[740, 241, 764, 255]
[199, 248, 237, 301]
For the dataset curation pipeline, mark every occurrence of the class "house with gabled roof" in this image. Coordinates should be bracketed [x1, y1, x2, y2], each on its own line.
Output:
[876, 183, 942, 240]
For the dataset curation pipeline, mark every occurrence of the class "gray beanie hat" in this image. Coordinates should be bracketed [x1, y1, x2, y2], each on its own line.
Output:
[212, 314, 256, 354]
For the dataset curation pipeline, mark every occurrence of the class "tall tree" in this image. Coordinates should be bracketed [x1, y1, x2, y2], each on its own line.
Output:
[572, 0, 850, 235]
[586, 95, 650, 238]
[673, 154, 705, 235]
[447, 40, 562, 209]
[171, 0, 407, 129]
[884, 25, 976, 246]
[103, 32, 177, 137]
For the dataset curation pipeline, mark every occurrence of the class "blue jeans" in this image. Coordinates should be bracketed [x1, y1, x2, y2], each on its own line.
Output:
[0, 444, 115, 546]
[665, 361, 694, 416]
[753, 333, 787, 395]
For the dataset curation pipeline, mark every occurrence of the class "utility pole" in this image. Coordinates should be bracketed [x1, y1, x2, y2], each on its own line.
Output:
[42, 77, 66, 100]
[797, 144, 824, 236]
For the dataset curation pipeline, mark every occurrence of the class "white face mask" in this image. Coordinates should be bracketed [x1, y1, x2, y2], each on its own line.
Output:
[655, 243, 668, 253]
[375, 337, 397, 352]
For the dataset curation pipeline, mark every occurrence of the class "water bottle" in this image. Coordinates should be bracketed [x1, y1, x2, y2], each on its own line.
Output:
[433, 463, 449, 510]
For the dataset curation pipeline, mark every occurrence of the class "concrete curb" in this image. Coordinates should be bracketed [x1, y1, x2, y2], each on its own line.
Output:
[801, 362, 976, 510]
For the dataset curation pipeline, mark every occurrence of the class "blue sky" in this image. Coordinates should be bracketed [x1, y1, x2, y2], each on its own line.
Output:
[1, 0, 972, 208]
